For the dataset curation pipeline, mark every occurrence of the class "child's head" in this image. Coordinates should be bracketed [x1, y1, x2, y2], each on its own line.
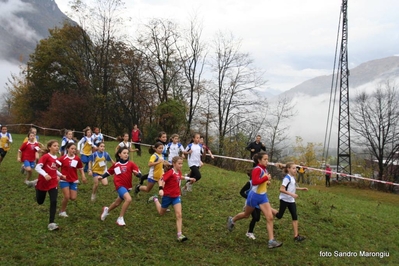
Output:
[192, 133, 200, 144]
[172, 156, 183, 170]
[283, 162, 297, 175]
[153, 142, 164, 154]
[157, 131, 167, 143]
[133, 124, 138, 130]
[84, 127, 92, 137]
[115, 146, 129, 161]
[27, 132, 35, 142]
[45, 140, 59, 154]
[29, 127, 37, 135]
[97, 142, 105, 152]
[171, 134, 179, 143]
[1, 126, 7, 133]
[65, 130, 73, 139]
[123, 133, 129, 141]
[253, 151, 268, 166]
[93, 127, 100, 134]
[66, 142, 77, 155]
[199, 136, 204, 144]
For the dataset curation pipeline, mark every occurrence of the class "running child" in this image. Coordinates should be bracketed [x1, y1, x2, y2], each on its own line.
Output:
[182, 133, 203, 194]
[274, 162, 308, 242]
[166, 134, 185, 164]
[115, 133, 137, 159]
[60, 130, 76, 155]
[35, 140, 65, 231]
[226, 152, 282, 249]
[92, 127, 104, 147]
[77, 127, 96, 172]
[135, 142, 164, 195]
[148, 156, 196, 242]
[0, 125, 13, 166]
[89, 142, 114, 201]
[199, 136, 214, 160]
[58, 142, 87, 217]
[99, 146, 142, 226]
[17, 132, 40, 187]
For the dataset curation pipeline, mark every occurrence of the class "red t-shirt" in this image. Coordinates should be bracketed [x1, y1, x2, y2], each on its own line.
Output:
[107, 161, 139, 190]
[19, 141, 40, 162]
[131, 129, 141, 142]
[36, 153, 60, 191]
[59, 154, 83, 182]
[162, 168, 183, 198]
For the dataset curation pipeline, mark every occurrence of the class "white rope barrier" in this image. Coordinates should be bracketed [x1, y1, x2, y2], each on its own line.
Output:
[6, 123, 399, 187]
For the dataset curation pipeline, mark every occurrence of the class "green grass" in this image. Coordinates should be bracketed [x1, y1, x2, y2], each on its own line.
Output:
[0, 134, 398, 265]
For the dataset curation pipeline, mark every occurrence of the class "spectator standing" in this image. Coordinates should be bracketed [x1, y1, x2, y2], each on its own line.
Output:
[246, 135, 266, 166]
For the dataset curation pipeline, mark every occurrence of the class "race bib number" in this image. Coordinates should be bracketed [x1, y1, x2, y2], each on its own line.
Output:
[70, 160, 78, 168]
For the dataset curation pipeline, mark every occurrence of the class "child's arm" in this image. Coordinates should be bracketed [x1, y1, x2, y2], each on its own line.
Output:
[17, 150, 22, 162]
[148, 158, 163, 167]
[79, 168, 87, 184]
[239, 181, 251, 199]
[297, 187, 308, 191]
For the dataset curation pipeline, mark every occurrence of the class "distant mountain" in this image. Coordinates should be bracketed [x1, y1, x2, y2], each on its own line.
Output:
[284, 56, 399, 97]
[0, 0, 74, 63]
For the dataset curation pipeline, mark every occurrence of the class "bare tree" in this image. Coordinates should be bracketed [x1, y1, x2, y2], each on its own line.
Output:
[136, 18, 183, 103]
[208, 31, 266, 154]
[178, 16, 207, 141]
[265, 95, 297, 161]
[350, 81, 399, 182]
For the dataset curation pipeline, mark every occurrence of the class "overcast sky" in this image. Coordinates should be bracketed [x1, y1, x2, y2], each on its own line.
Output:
[54, 0, 399, 94]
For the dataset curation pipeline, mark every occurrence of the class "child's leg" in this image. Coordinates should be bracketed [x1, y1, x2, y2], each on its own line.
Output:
[48, 188, 58, 224]
[108, 197, 123, 212]
[60, 186, 70, 212]
[233, 205, 255, 223]
[275, 199, 288, 219]
[140, 182, 155, 193]
[92, 177, 99, 195]
[259, 203, 275, 241]
[190, 166, 201, 182]
[36, 188, 47, 205]
[173, 203, 183, 234]
[119, 192, 132, 218]
[287, 202, 299, 237]
[248, 208, 261, 233]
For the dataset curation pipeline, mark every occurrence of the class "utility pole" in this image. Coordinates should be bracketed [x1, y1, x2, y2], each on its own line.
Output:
[337, 0, 352, 180]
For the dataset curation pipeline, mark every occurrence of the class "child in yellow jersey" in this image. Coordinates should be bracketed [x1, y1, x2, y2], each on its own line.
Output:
[135, 142, 164, 195]
[88, 142, 114, 201]
[0, 126, 12, 166]
[77, 128, 97, 173]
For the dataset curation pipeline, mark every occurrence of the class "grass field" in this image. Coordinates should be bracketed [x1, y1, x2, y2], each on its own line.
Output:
[0, 134, 398, 265]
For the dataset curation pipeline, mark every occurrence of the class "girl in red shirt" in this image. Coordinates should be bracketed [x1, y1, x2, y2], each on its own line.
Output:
[58, 142, 87, 217]
[148, 156, 196, 242]
[17, 132, 40, 187]
[35, 140, 65, 231]
[99, 146, 141, 226]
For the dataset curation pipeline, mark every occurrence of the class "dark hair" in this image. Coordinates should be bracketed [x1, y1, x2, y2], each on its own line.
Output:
[115, 146, 129, 162]
[253, 151, 268, 164]
[65, 142, 76, 151]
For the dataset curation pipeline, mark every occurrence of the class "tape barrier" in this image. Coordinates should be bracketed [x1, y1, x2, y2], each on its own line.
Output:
[6, 124, 399, 186]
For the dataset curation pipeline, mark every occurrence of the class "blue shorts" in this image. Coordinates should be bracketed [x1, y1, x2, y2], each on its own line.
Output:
[161, 195, 181, 209]
[92, 172, 102, 178]
[117, 186, 131, 200]
[147, 177, 157, 184]
[81, 155, 90, 164]
[246, 191, 269, 208]
[59, 181, 78, 191]
[23, 160, 35, 168]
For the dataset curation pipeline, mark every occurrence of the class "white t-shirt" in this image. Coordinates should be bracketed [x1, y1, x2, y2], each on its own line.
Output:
[167, 142, 185, 163]
[279, 174, 296, 203]
[185, 143, 203, 167]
